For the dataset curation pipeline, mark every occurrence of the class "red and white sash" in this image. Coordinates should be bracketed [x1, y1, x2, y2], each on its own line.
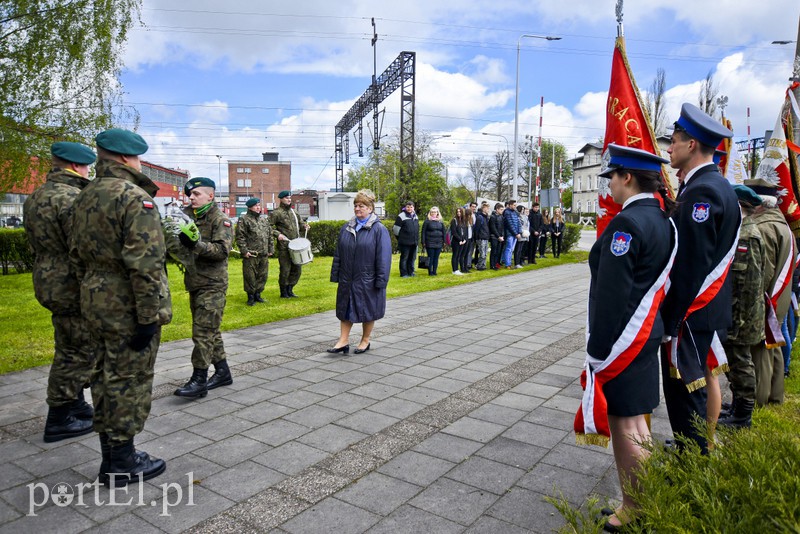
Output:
[666, 212, 741, 385]
[765, 237, 796, 348]
[575, 221, 678, 447]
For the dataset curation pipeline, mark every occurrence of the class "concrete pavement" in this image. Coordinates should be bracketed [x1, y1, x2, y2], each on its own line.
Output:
[0, 262, 673, 533]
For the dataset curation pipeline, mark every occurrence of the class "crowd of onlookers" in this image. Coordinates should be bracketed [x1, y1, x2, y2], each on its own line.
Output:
[393, 199, 568, 277]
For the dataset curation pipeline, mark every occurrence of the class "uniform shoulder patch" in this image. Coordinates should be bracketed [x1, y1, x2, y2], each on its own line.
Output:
[223, 220, 231, 227]
[610, 231, 632, 256]
[142, 200, 154, 209]
[692, 202, 710, 223]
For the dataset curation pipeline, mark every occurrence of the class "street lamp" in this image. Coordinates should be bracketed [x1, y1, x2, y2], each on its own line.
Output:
[482, 132, 511, 196]
[514, 34, 561, 200]
[216, 154, 221, 185]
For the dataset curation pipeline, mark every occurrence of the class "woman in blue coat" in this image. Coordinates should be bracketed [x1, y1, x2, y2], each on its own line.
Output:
[574, 145, 677, 532]
[328, 190, 392, 354]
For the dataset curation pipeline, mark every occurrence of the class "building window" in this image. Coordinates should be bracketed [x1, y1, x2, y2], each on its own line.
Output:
[236, 168, 244, 174]
[262, 168, 270, 174]
[237, 179, 244, 187]
[244, 167, 251, 174]
[577, 201, 582, 212]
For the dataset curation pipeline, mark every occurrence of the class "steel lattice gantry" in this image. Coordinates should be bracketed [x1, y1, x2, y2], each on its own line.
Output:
[334, 51, 416, 191]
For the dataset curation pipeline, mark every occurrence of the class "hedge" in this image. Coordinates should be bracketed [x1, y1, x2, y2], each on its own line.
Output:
[1, 221, 583, 275]
[0, 229, 33, 275]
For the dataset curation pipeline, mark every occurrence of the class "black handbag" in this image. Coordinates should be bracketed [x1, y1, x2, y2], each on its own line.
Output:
[418, 255, 429, 269]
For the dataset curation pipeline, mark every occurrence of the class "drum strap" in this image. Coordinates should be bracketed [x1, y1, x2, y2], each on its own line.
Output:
[291, 209, 300, 238]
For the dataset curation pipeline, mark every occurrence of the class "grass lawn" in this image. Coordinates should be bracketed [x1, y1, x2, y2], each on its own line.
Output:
[0, 250, 588, 374]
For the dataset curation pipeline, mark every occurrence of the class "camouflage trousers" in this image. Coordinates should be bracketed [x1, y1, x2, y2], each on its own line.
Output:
[190, 289, 227, 369]
[243, 255, 269, 294]
[90, 328, 160, 442]
[277, 248, 301, 287]
[752, 343, 784, 406]
[47, 313, 95, 407]
[722, 342, 756, 403]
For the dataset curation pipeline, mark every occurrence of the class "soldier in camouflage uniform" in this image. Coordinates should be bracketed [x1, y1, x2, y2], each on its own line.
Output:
[745, 177, 795, 407]
[23, 142, 96, 443]
[270, 190, 309, 298]
[236, 197, 273, 306]
[70, 129, 171, 487]
[174, 177, 233, 399]
[719, 185, 765, 428]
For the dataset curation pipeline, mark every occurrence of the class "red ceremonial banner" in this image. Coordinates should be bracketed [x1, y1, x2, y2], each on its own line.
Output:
[597, 37, 663, 237]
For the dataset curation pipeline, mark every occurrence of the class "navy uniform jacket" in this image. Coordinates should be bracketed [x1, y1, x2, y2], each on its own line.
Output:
[660, 164, 741, 336]
[588, 197, 674, 360]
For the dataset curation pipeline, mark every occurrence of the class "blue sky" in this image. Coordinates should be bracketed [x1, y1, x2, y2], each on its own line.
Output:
[119, 0, 799, 191]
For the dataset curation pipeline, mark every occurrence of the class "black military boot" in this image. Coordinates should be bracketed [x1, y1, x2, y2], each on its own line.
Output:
[280, 285, 290, 298]
[718, 399, 754, 429]
[254, 292, 266, 303]
[43, 404, 93, 442]
[720, 393, 738, 419]
[173, 368, 208, 398]
[246, 293, 256, 306]
[207, 359, 233, 390]
[70, 389, 94, 420]
[98, 433, 111, 486]
[105, 438, 166, 488]
[287, 285, 298, 298]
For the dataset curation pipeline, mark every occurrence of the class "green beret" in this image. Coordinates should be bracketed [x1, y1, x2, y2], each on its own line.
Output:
[733, 185, 763, 207]
[184, 177, 216, 195]
[278, 190, 291, 199]
[245, 198, 260, 207]
[95, 128, 148, 156]
[51, 142, 96, 165]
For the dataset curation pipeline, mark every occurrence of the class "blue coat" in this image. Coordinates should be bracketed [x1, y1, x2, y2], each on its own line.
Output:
[331, 214, 392, 323]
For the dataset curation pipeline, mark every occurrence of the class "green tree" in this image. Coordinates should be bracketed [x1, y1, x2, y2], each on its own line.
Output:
[535, 139, 573, 193]
[561, 186, 573, 211]
[1, 0, 141, 191]
[344, 131, 454, 217]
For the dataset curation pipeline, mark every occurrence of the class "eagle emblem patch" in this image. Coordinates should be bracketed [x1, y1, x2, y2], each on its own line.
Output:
[610, 231, 632, 256]
[692, 203, 710, 223]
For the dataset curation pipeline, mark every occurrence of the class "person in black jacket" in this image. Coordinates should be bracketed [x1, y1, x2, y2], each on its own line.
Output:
[538, 211, 551, 258]
[474, 202, 490, 270]
[488, 203, 505, 270]
[576, 144, 677, 531]
[421, 206, 446, 275]
[660, 103, 741, 454]
[528, 203, 543, 264]
[449, 207, 469, 275]
[393, 200, 419, 278]
[550, 208, 566, 258]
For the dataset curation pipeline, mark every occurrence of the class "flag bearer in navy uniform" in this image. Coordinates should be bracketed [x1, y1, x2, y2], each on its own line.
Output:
[575, 144, 677, 532]
[660, 103, 741, 453]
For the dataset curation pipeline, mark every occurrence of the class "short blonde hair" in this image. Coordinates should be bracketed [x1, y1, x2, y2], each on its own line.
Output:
[354, 189, 376, 210]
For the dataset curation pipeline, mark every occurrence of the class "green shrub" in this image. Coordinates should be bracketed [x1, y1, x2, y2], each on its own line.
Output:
[0, 229, 33, 275]
[562, 223, 582, 253]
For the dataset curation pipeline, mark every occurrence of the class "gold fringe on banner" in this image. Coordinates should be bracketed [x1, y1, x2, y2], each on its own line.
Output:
[669, 367, 682, 380]
[710, 363, 730, 377]
[685, 377, 707, 393]
[575, 433, 610, 448]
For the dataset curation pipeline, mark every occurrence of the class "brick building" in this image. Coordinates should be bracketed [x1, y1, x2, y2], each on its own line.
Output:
[227, 152, 292, 217]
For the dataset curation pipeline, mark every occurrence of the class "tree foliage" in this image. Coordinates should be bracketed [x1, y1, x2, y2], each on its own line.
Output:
[0, 0, 141, 191]
[344, 131, 456, 217]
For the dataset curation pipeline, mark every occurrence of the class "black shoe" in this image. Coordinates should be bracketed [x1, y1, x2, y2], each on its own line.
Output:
[718, 399, 754, 429]
[70, 389, 94, 420]
[207, 360, 233, 390]
[254, 292, 266, 303]
[280, 285, 290, 298]
[246, 293, 256, 306]
[174, 368, 208, 398]
[354, 343, 371, 354]
[43, 404, 93, 442]
[105, 439, 166, 488]
[287, 285, 298, 298]
[600, 507, 615, 517]
[326, 345, 349, 354]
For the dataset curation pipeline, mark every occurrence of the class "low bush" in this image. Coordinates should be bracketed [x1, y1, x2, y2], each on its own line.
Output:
[0, 229, 33, 274]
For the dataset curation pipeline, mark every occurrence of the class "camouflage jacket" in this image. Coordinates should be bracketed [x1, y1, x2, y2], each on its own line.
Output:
[727, 217, 765, 344]
[70, 159, 172, 334]
[23, 168, 88, 315]
[182, 203, 231, 292]
[270, 204, 306, 250]
[236, 210, 273, 256]
[752, 207, 795, 319]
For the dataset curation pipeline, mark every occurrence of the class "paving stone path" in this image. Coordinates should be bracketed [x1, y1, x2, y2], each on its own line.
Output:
[0, 262, 675, 533]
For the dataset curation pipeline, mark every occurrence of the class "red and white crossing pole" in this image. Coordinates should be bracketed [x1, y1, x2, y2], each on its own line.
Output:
[536, 96, 543, 203]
